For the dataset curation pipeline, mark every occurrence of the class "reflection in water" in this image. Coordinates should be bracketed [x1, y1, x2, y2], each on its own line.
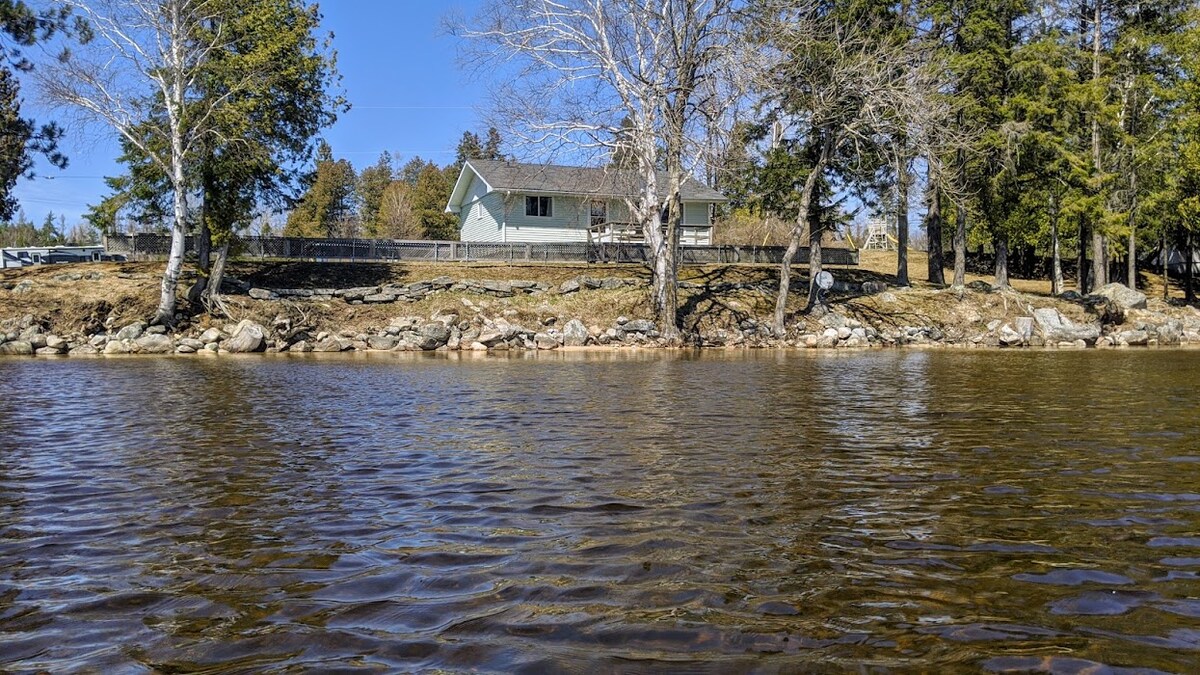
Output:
[0, 350, 1199, 671]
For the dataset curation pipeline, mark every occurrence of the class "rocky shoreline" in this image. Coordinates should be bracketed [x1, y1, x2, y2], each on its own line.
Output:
[2, 267, 1199, 357]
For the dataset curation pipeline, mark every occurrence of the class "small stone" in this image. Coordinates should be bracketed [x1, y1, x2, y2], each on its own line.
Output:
[558, 279, 581, 294]
[176, 345, 197, 354]
[248, 288, 277, 300]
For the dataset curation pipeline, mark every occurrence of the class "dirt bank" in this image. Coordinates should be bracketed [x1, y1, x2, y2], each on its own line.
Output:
[1, 259, 1198, 355]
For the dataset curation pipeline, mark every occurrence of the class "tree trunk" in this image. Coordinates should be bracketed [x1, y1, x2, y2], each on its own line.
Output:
[204, 238, 231, 312]
[156, 135, 188, 325]
[1077, 218, 1089, 293]
[1187, 230, 1195, 305]
[774, 141, 830, 336]
[1162, 229, 1170, 301]
[896, 173, 910, 287]
[1127, 216, 1137, 289]
[1092, 232, 1107, 290]
[806, 185, 824, 309]
[1089, 0, 1107, 288]
[953, 203, 967, 289]
[994, 235, 1009, 289]
[1050, 194, 1063, 295]
[187, 164, 214, 306]
[926, 178, 944, 285]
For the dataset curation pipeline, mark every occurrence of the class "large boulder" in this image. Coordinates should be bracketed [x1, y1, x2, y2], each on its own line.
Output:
[135, 334, 175, 354]
[414, 322, 451, 350]
[224, 320, 267, 353]
[1089, 283, 1147, 311]
[0, 340, 33, 356]
[562, 319, 589, 347]
[1033, 307, 1100, 344]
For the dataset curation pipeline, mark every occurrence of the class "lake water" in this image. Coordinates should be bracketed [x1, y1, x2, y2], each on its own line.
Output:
[1, 350, 1199, 672]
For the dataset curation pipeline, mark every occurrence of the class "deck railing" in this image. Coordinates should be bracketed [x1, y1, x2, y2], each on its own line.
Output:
[102, 233, 860, 267]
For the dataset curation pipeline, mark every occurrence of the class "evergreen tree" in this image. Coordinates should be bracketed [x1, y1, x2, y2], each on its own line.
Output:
[0, 1, 71, 219]
[285, 141, 358, 237]
[358, 151, 394, 237]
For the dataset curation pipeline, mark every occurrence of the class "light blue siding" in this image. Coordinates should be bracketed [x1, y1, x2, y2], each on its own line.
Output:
[504, 195, 590, 243]
[458, 174, 505, 242]
[684, 201, 710, 226]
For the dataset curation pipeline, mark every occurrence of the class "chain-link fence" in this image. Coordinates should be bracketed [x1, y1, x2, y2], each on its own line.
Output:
[103, 234, 859, 267]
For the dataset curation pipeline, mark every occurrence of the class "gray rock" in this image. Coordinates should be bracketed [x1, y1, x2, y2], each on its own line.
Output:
[89, 334, 108, 347]
[337, 286, 380, 301]
[11, 280, 33, 294]
[289, 340, 313, 353]
[35, 346, 65, 356]
[69, 344, 99, 356]
[1116, 330, 1150, 346]
[136, 334, 175, 354]
[1033, 307, 1100, 344]
[116, 321, 147, 341]
[248, 288, 277, 300]
[562, 319, 589, 347]
[1157, 322, 1183, 346]
[224, 320, 267, 353]
[0, 340, 34, 355]
[198, 327, 226, 343]
[420, 322, 451, 343]
[363, 293, 398, 304]
[534, 332, 560, 350]
[481, 280, 513, 296]
[1015, 317, 1034, 341]
[477, 330, 504, 346]
[27, 333, 47, 349]
[176, 345, 197, 354]
[145, 325, 168, 335]
[557, 279, 581, 294]
[367, 335, 398, 350]
[998, 325, 1024, 346]
[45, 335, 67, 350]
[600, 278, 624, 290]
[861, 280, 888, 294]
[312, 337, 349, 352]
[622, 319, 656, 334]
[1089, 283, 1147, 311]
[104, 340, 134, 355]
[179, 338, 205, 350]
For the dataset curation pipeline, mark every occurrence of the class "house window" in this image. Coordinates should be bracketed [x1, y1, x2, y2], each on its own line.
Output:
[525, 195, 552, 217]
[590, 200, 607, 227]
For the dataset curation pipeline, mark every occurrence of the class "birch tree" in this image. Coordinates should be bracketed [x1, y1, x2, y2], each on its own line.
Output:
[459, 0, 748, 340]
[39, 0, 243, 325]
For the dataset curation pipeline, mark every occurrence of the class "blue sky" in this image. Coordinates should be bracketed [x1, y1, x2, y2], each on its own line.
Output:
[13, 0, 485, 226]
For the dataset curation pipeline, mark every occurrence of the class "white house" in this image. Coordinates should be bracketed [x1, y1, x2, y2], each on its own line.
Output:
[445, 159, 726, 245]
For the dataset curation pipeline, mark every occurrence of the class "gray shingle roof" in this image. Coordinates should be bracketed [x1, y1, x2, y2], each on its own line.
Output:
[467, 159, 726, 202]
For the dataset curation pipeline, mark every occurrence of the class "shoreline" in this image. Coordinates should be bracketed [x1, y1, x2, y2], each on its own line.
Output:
[3, 261, 1200, 358]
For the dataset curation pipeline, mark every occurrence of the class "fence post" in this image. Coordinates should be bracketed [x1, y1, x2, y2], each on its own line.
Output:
[525, 243, 532, 261]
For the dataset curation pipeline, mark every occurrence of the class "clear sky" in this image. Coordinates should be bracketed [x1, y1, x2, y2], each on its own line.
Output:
[13, 0, 485, 227]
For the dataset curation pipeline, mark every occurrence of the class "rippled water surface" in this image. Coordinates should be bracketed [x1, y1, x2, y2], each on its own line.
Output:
[1, 350, 1199, 672]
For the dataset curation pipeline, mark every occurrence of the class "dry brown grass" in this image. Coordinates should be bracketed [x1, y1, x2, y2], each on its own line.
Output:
[3, 254, 1190, 340]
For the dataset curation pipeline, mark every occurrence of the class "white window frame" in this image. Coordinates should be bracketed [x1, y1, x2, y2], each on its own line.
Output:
[525, 195, 552, 218]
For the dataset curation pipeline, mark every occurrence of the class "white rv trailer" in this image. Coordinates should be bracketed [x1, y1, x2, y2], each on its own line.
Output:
[0, 246, 107, 269]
